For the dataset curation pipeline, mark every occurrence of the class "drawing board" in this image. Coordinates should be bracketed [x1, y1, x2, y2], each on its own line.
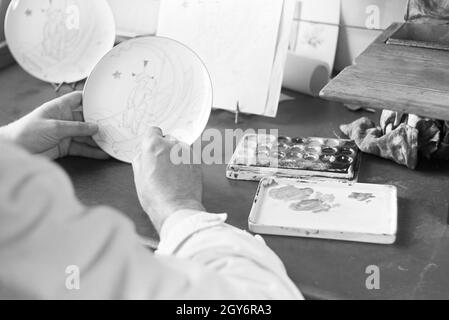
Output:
[83, 36, 212, 163]
[4, 0, 115, 83]
[107, 0, 159, 37]
[157, 0, 292, 117]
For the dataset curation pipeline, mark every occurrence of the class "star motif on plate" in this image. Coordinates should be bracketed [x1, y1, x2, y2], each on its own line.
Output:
[112, 71, 122, 79]
[25, 9, 32, 16]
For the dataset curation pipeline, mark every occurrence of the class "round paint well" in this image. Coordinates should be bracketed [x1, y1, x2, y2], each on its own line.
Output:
[321, 146, 339, 155]
[342, 140, 357, 148]
[270, 150, 286, 159]
[335, 155, 353, 165]
[279, 160, 297, 168]
[339, 147, 355, 156]
[286, 150, 303, 160]
[320, 154, 335, 163]
[303, 153, 319, 161]
[305, 146, 321, 154]
[291, 137, 305, 144]
[256, 150, 270, 158]
[290, 145, 305, 152]
[325, 139, 341, 148]
[278, 136, 292, 145]
[277, 142, 290, 152]
[306, 138, 324, 147]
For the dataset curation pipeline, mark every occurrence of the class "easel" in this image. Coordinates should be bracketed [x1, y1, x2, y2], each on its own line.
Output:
[234, 101, 240, 125]
[50, 81, 82, 93]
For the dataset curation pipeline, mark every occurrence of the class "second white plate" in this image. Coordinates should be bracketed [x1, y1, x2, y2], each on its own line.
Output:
[5, 0, 116, 83]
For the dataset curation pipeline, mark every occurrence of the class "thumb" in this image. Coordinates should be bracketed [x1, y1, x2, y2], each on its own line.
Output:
[51, 120, 99, 139]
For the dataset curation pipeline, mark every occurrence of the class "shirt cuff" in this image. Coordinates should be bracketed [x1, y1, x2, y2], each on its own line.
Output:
[157, 210, 227, 255]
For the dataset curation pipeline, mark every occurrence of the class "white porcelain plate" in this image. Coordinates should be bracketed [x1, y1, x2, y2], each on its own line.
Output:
[83, 36, 213, 163]
[5, 0, 115, 83]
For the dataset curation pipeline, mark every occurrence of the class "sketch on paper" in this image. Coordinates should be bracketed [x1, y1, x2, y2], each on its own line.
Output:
[5, 0, 115, 83]
[107, 0, 160, 37]
[83, 37, 212, 163]
[291, 0, 340, 71]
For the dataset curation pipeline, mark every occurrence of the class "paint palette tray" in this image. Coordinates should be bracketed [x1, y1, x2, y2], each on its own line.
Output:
[249, 178, 397, 244]
[226, 134, 361, 182]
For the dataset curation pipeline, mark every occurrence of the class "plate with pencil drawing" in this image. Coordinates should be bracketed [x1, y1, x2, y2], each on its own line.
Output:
[83, 36, 213, 163]
[4, 0, 115, 83]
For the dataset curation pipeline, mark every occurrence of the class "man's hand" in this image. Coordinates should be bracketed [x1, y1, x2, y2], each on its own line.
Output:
[132, 127, 204, 233]
[0, 91, 109, 160]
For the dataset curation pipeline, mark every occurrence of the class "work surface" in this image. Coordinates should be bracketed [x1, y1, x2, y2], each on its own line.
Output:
[1, 64, 449, 300]
[321, 22, 449, 121]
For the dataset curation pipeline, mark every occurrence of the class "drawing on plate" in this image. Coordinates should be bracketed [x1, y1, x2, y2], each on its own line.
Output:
[21, 0, 83, 69]
[122, 60, 158, 135]
[41, 0, 80, 61]
[92, 59, 168, 161]
[84, 37, 212, 163]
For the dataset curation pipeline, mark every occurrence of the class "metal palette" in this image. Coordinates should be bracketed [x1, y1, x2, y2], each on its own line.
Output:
[226, 134, 361, 182]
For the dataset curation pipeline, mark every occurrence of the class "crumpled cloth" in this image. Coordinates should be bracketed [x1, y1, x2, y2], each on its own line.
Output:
[340, 110, 449, 169]
[406, 0, 449, 23]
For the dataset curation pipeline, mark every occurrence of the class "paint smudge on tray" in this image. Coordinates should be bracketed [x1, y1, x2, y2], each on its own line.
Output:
[269, 186, 314, 201]
[349, 192, 375, 202]
[289, 192, 338, 213]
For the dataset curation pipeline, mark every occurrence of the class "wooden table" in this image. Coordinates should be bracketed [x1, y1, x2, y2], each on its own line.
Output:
[321, 22, 449, 121]
[2, 64, 449, 300]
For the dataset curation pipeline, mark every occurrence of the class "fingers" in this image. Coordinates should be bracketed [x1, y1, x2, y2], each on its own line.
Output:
[72, 110, 85, 122]
[68, 142, 110, 160]
[73, 136, 99, 147]
[57, 91, 83, 110]
[51, 120, 99, 139]
[42, 91, 83, 112]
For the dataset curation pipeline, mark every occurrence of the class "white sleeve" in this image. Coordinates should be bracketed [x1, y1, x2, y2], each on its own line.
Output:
[157, 211, 304, 299]
[0, 141, 302, 300]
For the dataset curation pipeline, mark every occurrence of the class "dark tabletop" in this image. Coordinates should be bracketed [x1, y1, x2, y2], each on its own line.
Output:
[1, 64, 449, 300]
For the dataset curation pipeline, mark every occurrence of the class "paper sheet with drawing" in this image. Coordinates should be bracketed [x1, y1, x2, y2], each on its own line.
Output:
[157, 0, 291, 117]
[290, 0, 340, 72]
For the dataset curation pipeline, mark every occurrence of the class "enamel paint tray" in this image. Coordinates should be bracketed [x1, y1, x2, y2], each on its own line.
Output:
[226, 134, 361, 182]
[249, 178, 398, 244]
